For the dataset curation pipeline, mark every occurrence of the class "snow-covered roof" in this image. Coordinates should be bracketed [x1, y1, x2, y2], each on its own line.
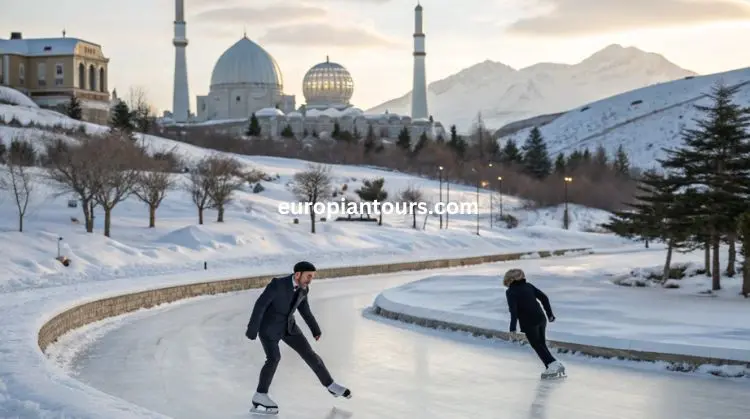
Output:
[0, 37, 98, 56]
[287, 111, 303, 118]
[255, 107, 285, 117]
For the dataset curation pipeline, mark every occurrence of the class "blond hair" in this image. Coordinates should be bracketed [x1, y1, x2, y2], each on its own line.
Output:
[503, 268, 525, 287]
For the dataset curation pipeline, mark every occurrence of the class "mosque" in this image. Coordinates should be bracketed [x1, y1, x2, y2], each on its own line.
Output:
[165, 0, 444, 141]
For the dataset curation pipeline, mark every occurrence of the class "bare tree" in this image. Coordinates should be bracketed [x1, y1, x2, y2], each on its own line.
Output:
[0, 140, 37, 232]
[133, 158, 175, 228]
[92, 134, 146, 237]
[185, 157, 213, 225]
[45, 137, 103, 233]
[399, 185, 424, 229]
[204, 155, 245, 222]
[291, 163, 333, 233]
[127, 86, 155, 133]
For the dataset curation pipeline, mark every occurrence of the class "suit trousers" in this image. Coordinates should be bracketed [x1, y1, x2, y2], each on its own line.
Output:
[256, 332, 334, 393]
[523, 320, 556, 367]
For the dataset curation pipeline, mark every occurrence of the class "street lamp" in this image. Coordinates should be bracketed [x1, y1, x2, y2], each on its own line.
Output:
[438, 166, 444, 229]
[564, 176, 572, 230]
[497, 176, 503, 217]
[478, 180, 488, 235]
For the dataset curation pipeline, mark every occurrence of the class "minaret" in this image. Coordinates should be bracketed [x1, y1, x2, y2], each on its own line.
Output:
[410, 2, 428, 120]
[172, 0, 190, 122]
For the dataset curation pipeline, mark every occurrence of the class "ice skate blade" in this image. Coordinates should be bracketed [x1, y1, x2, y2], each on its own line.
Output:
[250, 404, 278, 415]
[541, 372, 566, 380]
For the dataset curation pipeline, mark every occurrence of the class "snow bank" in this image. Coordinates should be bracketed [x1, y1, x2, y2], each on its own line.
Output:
[0, 86, 38, 108]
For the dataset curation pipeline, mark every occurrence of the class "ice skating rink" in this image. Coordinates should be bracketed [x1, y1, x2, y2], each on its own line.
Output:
[62, 263, 750, 419]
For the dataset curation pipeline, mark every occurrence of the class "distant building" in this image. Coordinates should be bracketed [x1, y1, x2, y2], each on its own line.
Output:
[0, 31, 111, 124]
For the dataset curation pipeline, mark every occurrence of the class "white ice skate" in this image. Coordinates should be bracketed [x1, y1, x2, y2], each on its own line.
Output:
[327, 382, 352, 399]
[250, 392, 279, 415]
[541, 360, 566, 379]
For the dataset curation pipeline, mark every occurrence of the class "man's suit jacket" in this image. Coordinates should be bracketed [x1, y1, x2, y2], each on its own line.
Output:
[245, 274, 321, 341]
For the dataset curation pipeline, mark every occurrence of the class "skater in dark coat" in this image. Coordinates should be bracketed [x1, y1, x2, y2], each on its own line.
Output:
[245, 261, 351, 414]
[504, 268, 565, 378]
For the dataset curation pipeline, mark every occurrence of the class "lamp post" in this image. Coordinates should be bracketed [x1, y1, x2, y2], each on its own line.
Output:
[438, 166, 443, 229]
[478, 180, 488, 235]
[57, 237, 63, 258]
[497, 176, 503, 217]
[446, 174, 450, 229]
[564, 176, 572, 230]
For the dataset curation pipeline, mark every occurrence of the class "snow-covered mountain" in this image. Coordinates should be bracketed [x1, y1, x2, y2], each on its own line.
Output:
[367, 44, 696, 132]
[498, 66, 750, 170]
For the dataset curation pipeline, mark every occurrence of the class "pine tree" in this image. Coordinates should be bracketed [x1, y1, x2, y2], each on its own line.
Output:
[554, 153, 566, 175]
[521, 127, 552, 179]
[500, 139, 522, 164]
[567, 150, 584, 171]
[66, 96, 82, 120]
[110, 100, 134, 134]
[604, 170, 691, 282]
[412, 131, 429, 157]
[738, 212, 750, 297]
[612, 145, 630, 177]
[363, 125, 376, 155]
[581, 148, 591, 163]
[281, 124, 294, 138]
[246, 113, 261, 136]
[332, 122, 341, 140]
[355, 177, 388, 225]
[659, 81, 750, 289]
[397, 127, 411, 150]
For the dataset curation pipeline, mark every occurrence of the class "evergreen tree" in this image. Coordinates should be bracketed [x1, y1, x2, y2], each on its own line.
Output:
[355, 177, 388, 225]
[303, 128, 309, 137]
[110, 100, 134, 133]
[332, 122, 341, 139]
[593, 144, 608, 169]
[246, 113, 261, 136]
[66, 96, 82, 120]
[281, 124, 295, 138]
[500, 138, 522, 163]
[397, 127, 411, 150]
[659, 81, 750, 289]
[521, 127, 552, 179]
[581, 148, 591, 164]
[554, 153, 566, 175]
[604, 170, 691, 281]
[412, 132, 429, 157]
[363, 125, 376, 155]
[612, 145, 630, 177]
[567, 150, 584, 171]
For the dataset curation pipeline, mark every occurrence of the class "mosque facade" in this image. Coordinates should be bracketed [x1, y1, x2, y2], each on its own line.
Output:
[167, 1, 442, 141]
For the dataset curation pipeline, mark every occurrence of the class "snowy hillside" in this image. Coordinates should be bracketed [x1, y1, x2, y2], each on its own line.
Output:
[0, 98, 628, 292]
[500, 66, 750, 169]
[367, 44, 695, 132]
[0, 85, 39, 108]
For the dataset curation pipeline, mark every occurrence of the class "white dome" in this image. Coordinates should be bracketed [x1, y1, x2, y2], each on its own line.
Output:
[210, 36, 283, 88]
[255, 107, 285, 117]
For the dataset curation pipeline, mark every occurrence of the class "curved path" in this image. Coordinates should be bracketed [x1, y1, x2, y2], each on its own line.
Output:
[63, 266, 749, 419]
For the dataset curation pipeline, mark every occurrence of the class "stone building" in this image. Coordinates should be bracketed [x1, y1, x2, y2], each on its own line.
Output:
[0, 31, 111, 124]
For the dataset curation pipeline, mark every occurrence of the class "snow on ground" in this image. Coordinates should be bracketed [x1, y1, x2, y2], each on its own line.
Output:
[373, 247, 750, 367]
[0, 100, 628, 292]
[0, 86, 39, 108]
[500, 67, 750, 169]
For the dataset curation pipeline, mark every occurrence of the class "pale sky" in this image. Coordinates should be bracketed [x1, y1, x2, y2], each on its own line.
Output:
[3, 0, 750, 115]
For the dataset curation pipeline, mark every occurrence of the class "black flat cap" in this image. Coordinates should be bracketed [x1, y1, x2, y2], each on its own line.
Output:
[294, 261, 316, 273]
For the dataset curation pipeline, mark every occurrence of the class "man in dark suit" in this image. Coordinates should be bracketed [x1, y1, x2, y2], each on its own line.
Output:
[245, 261, 351, 413]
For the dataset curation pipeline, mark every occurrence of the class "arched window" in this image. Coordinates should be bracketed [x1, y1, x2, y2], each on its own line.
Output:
[78, 63, 85, 88]
[88, 65, 95, 91]
[99, 67, 105, 92]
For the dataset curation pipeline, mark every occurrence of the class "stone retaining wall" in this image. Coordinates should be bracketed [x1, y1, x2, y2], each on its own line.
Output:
[38, 247, 588, 353]
[371, 304, 750, 369]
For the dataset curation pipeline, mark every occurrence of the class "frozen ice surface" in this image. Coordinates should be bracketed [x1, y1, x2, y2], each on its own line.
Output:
[61, 271, 750, 419]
